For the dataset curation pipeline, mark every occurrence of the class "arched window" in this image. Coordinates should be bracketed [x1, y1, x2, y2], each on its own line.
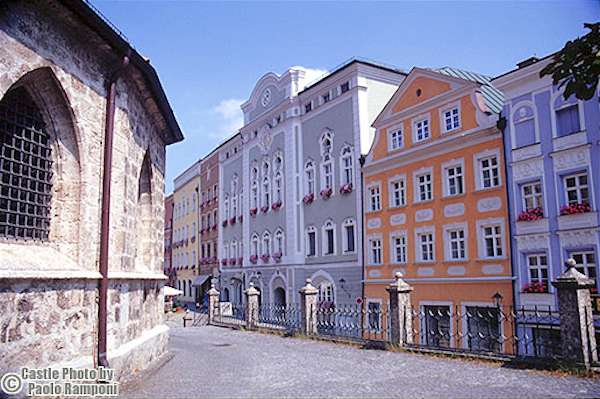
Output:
[274, 172, 283, 204]
[340, 145, 354, 187]
[274, 229, 284, 255]
[188, 279, 193, 297]
[305, 226, 317, 257]
[304, 160, 315, 196]
[321, 154, 334, 191]
[223, 242, 229, 262]
[320, 129, 333, 156]
[223, 194, 229, 221]
[251, 233, 259, 257]
[0, 87, 53, 240]
[318, 281, 334, 305]
[262, 176, 271, 208]
[262, 231, 271, 256]
[273, 152, 283, 171]
[231, 240, 237, 261]
[251, 181, 258, 210]
[322, 220, 336, 256]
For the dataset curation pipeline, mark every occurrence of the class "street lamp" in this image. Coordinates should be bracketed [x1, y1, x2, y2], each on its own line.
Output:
[492, 292, 503, 308]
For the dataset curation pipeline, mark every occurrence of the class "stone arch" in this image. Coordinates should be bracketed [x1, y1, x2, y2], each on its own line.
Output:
[134, 150, 154, 271]
[1, 67, 82, 260]
[269, 273, 287, 304]
[310, 269, 336, 305]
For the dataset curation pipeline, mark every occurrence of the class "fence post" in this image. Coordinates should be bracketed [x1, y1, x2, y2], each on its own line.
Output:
[207, 283, 220, 324]
[299, 278, 318, 335]
[245, 282, 260, 329]
[552, 259, 598, 368]
[387, 272, 413, 346]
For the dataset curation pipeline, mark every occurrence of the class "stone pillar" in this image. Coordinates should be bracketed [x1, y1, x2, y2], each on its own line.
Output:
[552, 260, 598, 368]
[299, 278, 318, 335]
[245, 282, 260, 329]
[207, 283, 220, 324]
[387, 272, 414, 346]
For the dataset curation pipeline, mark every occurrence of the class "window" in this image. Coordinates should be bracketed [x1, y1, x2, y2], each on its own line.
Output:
[389, 128, 403, 150]
[448, 229, 466, 260]
[564, 173, 589, 205]
[251, 234, 259, 257]
[423, 305, 451, 348]
[213, 209, 217, 226]
[340, 81, 350, 94]
[417, 173, 432, 202]
[480, 156, 500, 188]
[443, 107, 460, 132]
[223, 195, 229, 221]
[418, 232, 434, 262]
[305, 161, 315, 195]
[306, 227, 317, 257]
[213, 185, 218, 199]
[369, 238, 382, 264]
[323, 221, 335, 255]
[522, 181, 543, 211]
[321, 158, 334, 191]
[466, 306, 500, 352]
[317, 281, 334, 304]
[340, 145, 354, 186]
[262, 232, 271, 256]
[262, 177, 271, 208]
[556, 104, 580, 137]
[274, 229, 284, 255]
[390, 178, 406, 207]
[274, 172, 283, 204]
[322, 92, 331, 104]
[320, 130, 333, 156]
[231, 196, 238, 219]
[368, 185, 381, 211]
[251, 181, 258, 209]
[445, 165, 464, 196]
[392, 233, 407, 263]
[414, 117, 430, 142]
[527, 254, 549, 286]
[571, 251, 596, 279]
[342, 219, 356, 253]
[483, 225, 503, 258]
[304, 102, 312, 113]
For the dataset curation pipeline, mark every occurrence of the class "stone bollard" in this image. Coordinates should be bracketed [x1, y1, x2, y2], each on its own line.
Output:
[207, 283, 220, 325]
[552, 259, 598, 368]
[387, 272, 414, 346]
[245, 282, 260, 329]
[299, 278, 318, 335]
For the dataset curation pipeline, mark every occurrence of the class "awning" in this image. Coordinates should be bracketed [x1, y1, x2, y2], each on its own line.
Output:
[163, 286, 183, 296]
[192, 274, 212, 287]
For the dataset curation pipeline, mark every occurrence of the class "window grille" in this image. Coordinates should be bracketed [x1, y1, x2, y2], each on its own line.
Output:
[0, 88, 53, 240]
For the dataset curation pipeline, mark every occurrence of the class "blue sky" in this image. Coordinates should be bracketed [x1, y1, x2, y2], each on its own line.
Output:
[90, 0, 599, 193]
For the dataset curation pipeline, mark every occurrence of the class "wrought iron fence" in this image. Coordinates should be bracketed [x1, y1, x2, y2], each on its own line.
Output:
[308, 304, 390, 341]
[257, 303, 301, 332]
[214, 302, 246, 327]
[406, 304, 562, 360]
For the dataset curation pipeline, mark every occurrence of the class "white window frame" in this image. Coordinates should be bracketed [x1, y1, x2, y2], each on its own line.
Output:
[416, 228, 435, 262]
[390, 230, 408, 264]
[368, 235, 383, 265]
[274, 171, 283, 204]
[251, 233, 259, 257]
[304, 160, 316, 196]
[274, 229, 284, 255]
[342, 218, 356, 254]
[444, 224, 468, 261]
[441, 103, 461, 133]
[413, 115, 431, 143]
[570, 251, 596, 279]
[339, 145, 354, 187]
[321, 156, 334, 192]
[477, 219, 505, 259]
[442, 159, 465, 197]
[306, 226, 317, 257]
[388, 125, 404, 151]
[262, 231, 271, 256]
[322, 220, 337, 256]
[564, 172, 590, 205]
[262, 176, 271, 208]
[367, 183, 382, 212]
[251, 181, 258, 209]
[389, 175, 407, 208]
[414, 169, 433, 203]
[474, 150, 501, 190]
[527, 253, 549, 284]
[521, 181, 543, 211]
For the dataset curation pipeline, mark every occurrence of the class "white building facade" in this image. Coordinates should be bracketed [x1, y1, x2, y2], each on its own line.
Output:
[218, 60, 406, 307]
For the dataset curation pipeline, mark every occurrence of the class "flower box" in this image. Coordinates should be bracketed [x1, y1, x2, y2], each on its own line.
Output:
[339, 183, 353, 194]
[229, 217, 236, 225]
[320, 188, 333, 199]
[250, 255, 258, 264]
[261, 254, 270, 263]
[238, 215, 243, 223]
[517, 207, 544, 222]
[560, 202, 592, 216]
[210, 257, 217, 263]
[271, 201, 283, 210]
[238, 257, 243, 265]
[191, 236, 196, 243]
[212, 224, 217, 231]
[222, 220, 228, 227]
[272, 252, 282, 263]
[200, 228, 205, 235]
[221, 259, 227, 266]
[261, 205, 269, 213]
[229, 258, 236, 266]
[250, 208, 258, 216]
[303, 193, 314, 205]
[522, 281, 548, 293]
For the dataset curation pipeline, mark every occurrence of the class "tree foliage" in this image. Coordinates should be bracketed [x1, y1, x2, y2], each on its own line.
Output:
[540, 22, 600, 101]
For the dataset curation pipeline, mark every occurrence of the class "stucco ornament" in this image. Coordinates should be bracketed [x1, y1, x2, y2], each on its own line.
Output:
[258, 125, 273, 154]
[261, 88, 272, 107]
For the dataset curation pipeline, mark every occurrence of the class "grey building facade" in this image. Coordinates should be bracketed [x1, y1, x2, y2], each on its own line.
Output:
[219, 60, 406, 307]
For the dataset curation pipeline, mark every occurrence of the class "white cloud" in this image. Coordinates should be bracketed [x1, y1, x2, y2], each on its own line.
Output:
[292, 66, 329, 88]
[211, 98, 244, 139]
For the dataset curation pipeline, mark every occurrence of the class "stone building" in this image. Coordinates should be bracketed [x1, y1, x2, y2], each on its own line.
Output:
[172, 161, 200, 307]
[0, 0, 183, 378]
[164, 194, 175, 287]
[219, 60, 406, 307]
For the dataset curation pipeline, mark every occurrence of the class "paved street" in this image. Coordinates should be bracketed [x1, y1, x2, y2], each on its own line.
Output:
[122, 322, 600, 398]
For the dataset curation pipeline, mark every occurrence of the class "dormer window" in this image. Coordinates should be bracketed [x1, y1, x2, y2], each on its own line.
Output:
[322, 92, 331, 104]
[443, 107, 460, 132]
[305, 102, 312, 113]
[340, 82, 350, 94]
[414, 117, 430, 142]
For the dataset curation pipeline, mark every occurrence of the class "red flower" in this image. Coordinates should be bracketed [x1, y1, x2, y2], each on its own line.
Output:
[261, 205, 269, 213]
[339, 183, 353, 194]
[249, 255, 258, 264]
[320, 188, 333, 199]
[303, 193, 314, 205]
[250, 208, 258, 216]
[523, 281, 548, 293]
[271, 201, 283, 210]
[560, 202, 592, 216]
[517, 207, 544, 222]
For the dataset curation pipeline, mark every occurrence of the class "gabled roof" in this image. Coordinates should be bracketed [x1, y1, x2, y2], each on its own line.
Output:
[435, 67, 504, 114]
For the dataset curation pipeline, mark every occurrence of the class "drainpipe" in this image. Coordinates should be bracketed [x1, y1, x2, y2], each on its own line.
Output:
[359, 155, 366, 306]
[98, 52, 130, 368]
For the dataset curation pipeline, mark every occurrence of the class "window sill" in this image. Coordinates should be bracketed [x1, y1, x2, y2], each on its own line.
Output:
[413, 261, 436, 265]
[440, 193, 467, 202]
[474, 186, 502, 194]
[412, 199, 434, 206]
[475, 257, 508, 262]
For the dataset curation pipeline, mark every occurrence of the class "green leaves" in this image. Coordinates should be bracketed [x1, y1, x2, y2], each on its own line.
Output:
[540, 22, 600, 101]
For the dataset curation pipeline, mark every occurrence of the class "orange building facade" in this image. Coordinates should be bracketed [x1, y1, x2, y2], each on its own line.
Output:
[363, 68, 514, 351]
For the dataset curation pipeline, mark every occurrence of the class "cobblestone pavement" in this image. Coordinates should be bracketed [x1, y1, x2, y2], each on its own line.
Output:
[121, 323, 600, 398]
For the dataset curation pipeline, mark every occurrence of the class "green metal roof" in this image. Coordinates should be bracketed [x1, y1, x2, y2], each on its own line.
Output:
[435, 67, 505, 114]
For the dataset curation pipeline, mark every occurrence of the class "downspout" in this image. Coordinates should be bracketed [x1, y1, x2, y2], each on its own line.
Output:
[359, 155, 366, 305]
[98, 52, 131, 367]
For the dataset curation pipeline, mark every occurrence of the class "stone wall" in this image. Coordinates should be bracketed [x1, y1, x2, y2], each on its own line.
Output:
[0, 0, 171, 378]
